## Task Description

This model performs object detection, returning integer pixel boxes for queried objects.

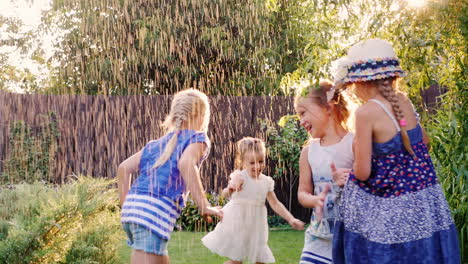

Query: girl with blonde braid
[331,39,460,264]
[118,89,222,264]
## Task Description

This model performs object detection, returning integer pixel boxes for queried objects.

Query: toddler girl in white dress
[202,137,304,264]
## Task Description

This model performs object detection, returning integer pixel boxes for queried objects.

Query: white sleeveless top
[307,133,354,237]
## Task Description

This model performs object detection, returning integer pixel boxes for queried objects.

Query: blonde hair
[153,89,210,168]
[294,79,352,131]
[234,137,266,170]
[374,77,415,156]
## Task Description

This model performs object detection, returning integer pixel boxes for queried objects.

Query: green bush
[0,176,123,264]
[176,192,227,232]
[63,213,122,264]
[267,215,289,229]
[260,115,309,211]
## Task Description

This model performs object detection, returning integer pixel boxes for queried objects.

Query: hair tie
[399,119,407,127]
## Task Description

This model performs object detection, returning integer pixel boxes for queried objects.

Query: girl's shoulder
[307,133,353,151]
[396,92,410,103]
[357,101,382,117]
[355,102,387,127]
[181,130,211,147]
[143,139,161,151]
[306,138,321,149]
[260,174,274,185]
[359,94,412,117]
[180,131,211,161]
[396,93,419,114]
[260,174,275,192]
[230,169,247,180]
[306,139,321,158]
[342,132,354,144]
[143,133,175,149]
[146,139,159,145]
[335,132,354,154]
[143,131,210,152]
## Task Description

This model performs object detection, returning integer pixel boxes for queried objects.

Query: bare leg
[131,249,169,264]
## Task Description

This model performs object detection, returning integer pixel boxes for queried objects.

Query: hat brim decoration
[331,57,352,83]
[343,57,406,83]
[338,39,406,84]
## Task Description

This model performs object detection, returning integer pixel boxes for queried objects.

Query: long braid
[153,89,209,169]
[376,78,415,157]
[152,117,182,169]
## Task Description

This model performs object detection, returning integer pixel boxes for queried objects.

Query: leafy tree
[42,0,300,95]
[0,15,48,93]
[279,0,466,103]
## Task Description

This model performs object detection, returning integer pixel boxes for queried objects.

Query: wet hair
[153,89,210,168]
[234,137,266,170]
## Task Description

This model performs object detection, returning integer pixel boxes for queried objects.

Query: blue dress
[332,99,460,264]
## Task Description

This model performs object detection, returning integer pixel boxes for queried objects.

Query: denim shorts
[122,222,169,255]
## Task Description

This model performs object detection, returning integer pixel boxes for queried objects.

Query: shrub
[268,215,289,229]
[260,115,309,211]
[176,192,227,232]
[0,176,123,264]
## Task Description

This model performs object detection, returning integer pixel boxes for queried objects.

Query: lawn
[118,229,305,264]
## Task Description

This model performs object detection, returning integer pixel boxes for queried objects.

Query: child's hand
[203,206,224,223]
[228,179,244,192]
[331,162,350,188]
[289,218,305,230]
[228,171,244,192]
[314,184,330,222]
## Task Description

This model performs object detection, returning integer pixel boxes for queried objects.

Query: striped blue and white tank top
[121,130,210,240]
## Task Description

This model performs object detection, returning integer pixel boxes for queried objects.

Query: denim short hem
[128,244,169,256]
[123,222,169,256]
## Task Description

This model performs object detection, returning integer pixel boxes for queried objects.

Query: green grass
[118,230,305,263]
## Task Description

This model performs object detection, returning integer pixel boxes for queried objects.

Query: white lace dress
[202,170,276,263]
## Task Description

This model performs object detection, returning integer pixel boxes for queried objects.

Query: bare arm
[353,106,373,181]
[297,145,330,222]
[297,146,320,208]
[221,171,244,198]
[267,191,294,222]
[267,191,304,230]
[117,149,143,206]
[221,187,232,199]
[178,142,219,216]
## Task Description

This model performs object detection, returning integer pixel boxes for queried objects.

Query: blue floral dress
[333,99,460,264]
